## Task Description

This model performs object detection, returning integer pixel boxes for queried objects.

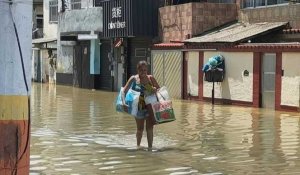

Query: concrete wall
[59,7,103,33]
[187,51,199,96]
[159,2,237,42]
[81,0,94,8]
[43,0,58,38]
[281,53,300,107]
[239,4,300,28]
[203,52,253,102]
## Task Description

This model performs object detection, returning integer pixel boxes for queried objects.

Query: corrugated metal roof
[184,22,288,43]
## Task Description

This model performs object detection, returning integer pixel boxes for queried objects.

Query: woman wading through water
[121,60,160,150]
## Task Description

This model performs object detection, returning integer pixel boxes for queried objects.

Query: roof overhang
[184,22,289,44]
[32,37,57,49]
[32,37,57,44]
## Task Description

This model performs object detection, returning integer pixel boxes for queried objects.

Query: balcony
[59,7,103,34]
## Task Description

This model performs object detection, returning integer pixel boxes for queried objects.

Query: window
[49,0,58,22]
[241,0,289,8]
[71,0,81,9]
[36,15,43,28]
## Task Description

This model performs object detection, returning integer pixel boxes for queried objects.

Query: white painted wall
[57,45,74,74]
[81,0,94,8]
[187,52,199,96]
[203,52,253,102]
[281,53,300,107]
[43,0,58,38]
[0,2,32,95]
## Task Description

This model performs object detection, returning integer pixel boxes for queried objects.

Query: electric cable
[8,2,31,174]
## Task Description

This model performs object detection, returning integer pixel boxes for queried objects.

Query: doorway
[261,53,276,109]
[74,43,90,88]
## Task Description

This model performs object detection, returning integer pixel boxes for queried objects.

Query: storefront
[57,6,103,89]
[100,0,160,91]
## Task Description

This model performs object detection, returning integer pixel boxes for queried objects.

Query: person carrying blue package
[121,60,160,150]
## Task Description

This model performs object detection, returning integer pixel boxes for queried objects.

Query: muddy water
[30,83,300,175]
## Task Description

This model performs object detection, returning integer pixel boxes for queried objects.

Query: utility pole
[0,0,32,174]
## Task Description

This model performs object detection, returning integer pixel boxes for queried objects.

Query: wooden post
[0,1,32,174]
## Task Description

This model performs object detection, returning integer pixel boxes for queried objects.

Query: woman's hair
[137,60,148,69]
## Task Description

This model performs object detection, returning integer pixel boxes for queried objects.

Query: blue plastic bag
[115,88,140,117]
[125,89,140,116]
[116,87,124,112]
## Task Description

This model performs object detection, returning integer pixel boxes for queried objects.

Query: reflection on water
[30,83,300,175]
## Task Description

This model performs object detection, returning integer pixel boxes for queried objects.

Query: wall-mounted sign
[78,34,98,40]
[108,6,126,30]
[102,0,130,37]
[102,0,158,38]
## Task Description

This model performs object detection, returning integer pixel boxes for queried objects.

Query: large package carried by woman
[145,86,175,124]
[116,88,140,116]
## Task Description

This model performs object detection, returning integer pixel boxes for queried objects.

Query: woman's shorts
[145,94,157,105]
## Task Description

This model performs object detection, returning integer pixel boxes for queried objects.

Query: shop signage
[78,34,98,40]
[108,6,126,30]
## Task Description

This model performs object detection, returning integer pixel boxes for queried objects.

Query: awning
[184,22,288,43]
[32,37,57,44]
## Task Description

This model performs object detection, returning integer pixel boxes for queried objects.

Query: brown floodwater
[30,83,300,175]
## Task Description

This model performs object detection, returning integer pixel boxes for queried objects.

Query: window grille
[241,0,290,9]
[71,0,81,9]
[49,0,58,22]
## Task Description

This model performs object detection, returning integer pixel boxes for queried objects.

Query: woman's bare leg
[135,118,144,147]
[146,104,155,149]
[146,118,153,149]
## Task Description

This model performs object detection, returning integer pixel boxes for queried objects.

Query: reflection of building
[153,1,300,111]
[32,0,58,83]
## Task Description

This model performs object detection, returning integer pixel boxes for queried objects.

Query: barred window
[241,0,289,8]
[49,0,58,23]
[71,0,81,9]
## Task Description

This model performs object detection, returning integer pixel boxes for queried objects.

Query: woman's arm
[149,75,160,89]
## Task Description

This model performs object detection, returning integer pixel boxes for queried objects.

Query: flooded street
[30,83,300,175]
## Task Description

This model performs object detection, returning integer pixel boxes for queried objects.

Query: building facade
[32,0,58,83]
[153,1,300,112]
[57,0,103,89]
[100,0,161,91]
